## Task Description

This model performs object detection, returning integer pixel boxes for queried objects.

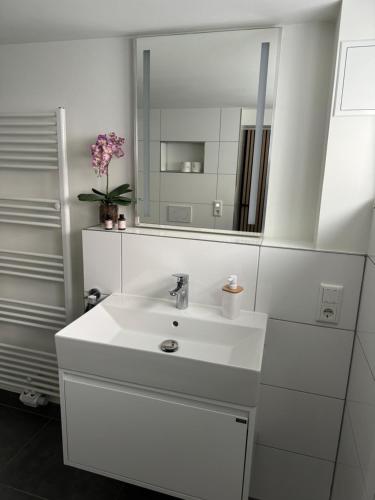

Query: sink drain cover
[160,339,179,353]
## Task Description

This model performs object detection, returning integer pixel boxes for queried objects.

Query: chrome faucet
[169,273,189,309]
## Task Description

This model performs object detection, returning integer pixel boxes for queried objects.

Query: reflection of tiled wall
[137,108,241,229]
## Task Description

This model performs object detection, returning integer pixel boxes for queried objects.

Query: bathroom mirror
[135,28,279,234]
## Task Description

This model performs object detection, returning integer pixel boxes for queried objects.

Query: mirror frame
[132,27,281,238]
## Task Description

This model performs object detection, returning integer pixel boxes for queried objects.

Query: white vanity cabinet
[60,372,255,500]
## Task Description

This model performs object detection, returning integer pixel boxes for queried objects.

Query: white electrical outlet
[213,200,223,217]
[317,283,343,324]
[319,304,338,323]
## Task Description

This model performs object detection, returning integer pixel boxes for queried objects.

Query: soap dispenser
[222,274,244,319]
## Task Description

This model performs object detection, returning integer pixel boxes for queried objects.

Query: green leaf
[111,196,132,206]
[78,193,105,202]
[108,183,132,197]
[92,188,106,196]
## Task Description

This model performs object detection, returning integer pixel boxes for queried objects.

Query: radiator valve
[19,390,48,408]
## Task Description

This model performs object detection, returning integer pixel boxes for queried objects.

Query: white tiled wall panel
[214,205,234,230]
[346,341,375,497]
[261,319,354,398]
[217,174,237,205]
[160,173,217,204]
[122,233,259,309]
[218,142,240,174]
[332,255,375,500]
[161,108,221,142]
[332,410,366,500]
[81,229,368,500]
[220,108,241,141]
[257,385,343,460]
[250,445,334,500]
[357,258,375,377]
[203,142,219,174]
[82,230,122,294]
[331,461,366,500]
[256,247,364,330]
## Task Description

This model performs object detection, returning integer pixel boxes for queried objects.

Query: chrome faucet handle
[172,273,189,283]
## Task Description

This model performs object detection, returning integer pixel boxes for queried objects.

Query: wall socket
[317,283,343,324]
[213,200,223,217]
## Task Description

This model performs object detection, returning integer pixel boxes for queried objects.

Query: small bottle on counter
[222,274,244,320]
[104,217,113,230]
[118,214,127,230]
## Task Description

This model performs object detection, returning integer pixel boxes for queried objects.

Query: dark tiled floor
[0,389,176,500]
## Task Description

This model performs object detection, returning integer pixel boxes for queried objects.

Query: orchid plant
[78,132,133,207]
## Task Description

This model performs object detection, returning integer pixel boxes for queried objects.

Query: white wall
[0,37,134,331]
[264,22,335,243]
[316,0,375,253]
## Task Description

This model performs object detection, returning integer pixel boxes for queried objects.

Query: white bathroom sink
[55,294,267,406]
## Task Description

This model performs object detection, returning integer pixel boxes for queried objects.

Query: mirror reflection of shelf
[160,141,204,173]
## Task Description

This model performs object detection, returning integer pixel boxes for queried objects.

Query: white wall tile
[161,108,220,142]
[256,246,364,330]
[256,385,343,460]
[159,202,214,229]
[250,444,334,500]
[346,340,375,498]
[220,108,241,141]
[82,230,122,294]
[217,174,237,205]
[214,205,234,230]
[261,319,353,398]
[357,258,375,377]
[218,142,239,174]
[336,410,361,469]
[160,172,217,204]
[331,462,366,500]
[347,340,375,404]
[203,142,219,174]
[122,233,259,309]
[137,108,161,141]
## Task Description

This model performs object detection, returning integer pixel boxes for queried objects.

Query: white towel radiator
[0,108,72,399]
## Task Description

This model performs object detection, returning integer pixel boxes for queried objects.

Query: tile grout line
[256,442,335,464]
[328,255,367,500]
[2,418,52,469]
[0,400,59,421]
[260,382,346,401]
[345,407,367,488]
[268,315,356,333]
[0,482,48,500]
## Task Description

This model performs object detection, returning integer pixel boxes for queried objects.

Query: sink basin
[55,294,267,406]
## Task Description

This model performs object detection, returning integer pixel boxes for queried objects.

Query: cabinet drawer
[63,374,249,500]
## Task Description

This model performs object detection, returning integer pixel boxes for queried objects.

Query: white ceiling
[0,0,339,45]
